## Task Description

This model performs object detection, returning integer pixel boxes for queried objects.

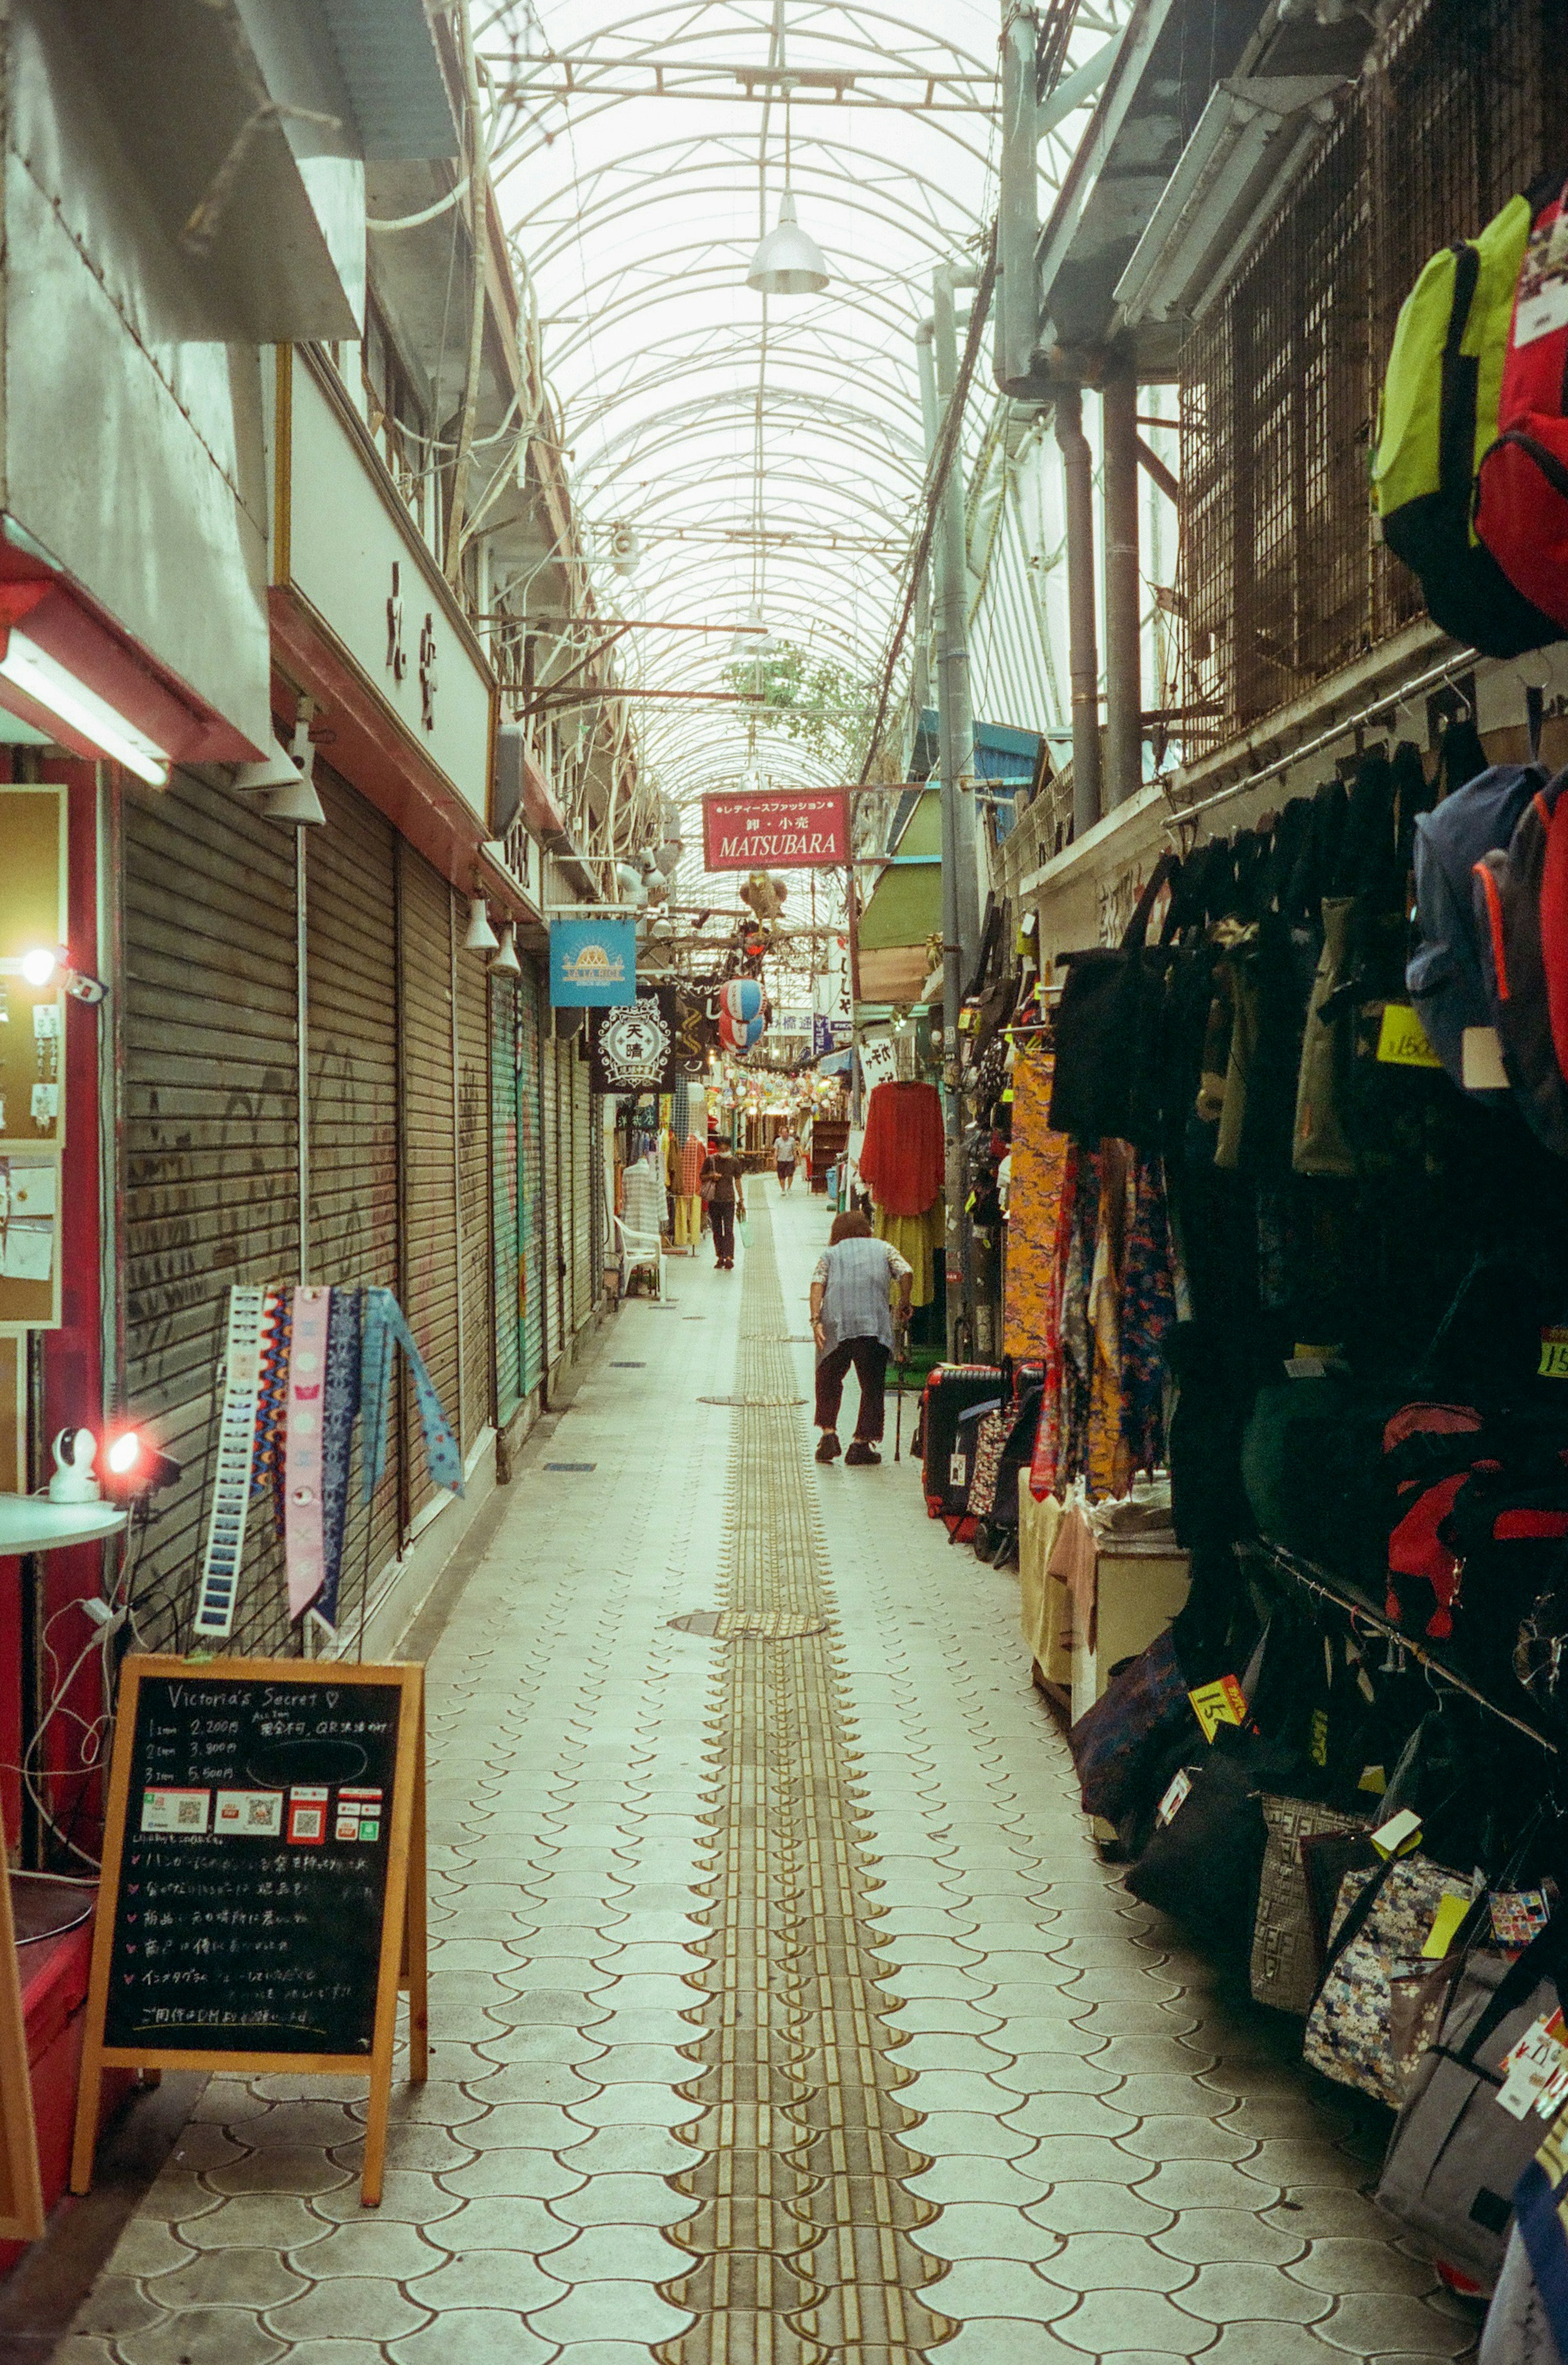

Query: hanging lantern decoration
[722,979,764,1025]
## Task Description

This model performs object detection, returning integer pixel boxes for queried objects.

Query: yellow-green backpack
[1373,192,1561,658]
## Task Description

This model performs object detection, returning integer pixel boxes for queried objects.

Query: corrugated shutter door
[542,1033,562,1370]
[491,974,521,1428]
[306,765,401,1626]
[571,1050,591,1335]
[122,767,298,1658]
[398,844,459,1520]
[518,960,545,1395]
[453,901,491,1453]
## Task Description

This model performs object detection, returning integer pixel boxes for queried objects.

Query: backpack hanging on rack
[1408,758,1544,1101]
[1475,182,1568,630]
[1373,190,1562,658]
[1473,761,1568,1159]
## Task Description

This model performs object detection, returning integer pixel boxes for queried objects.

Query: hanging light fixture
[490,921,522,977]
[748,189,829,295]
[463,894,499,953]
[746,42,829,296]
[728,607,777,662]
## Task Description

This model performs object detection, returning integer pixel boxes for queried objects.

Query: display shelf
[0,1496,127,1554]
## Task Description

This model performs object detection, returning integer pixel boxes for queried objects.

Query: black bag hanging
[1049,852,1180,1145]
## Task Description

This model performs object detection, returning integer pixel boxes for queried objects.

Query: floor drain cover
[544,1462,597,1472]
[610,1361,646,1368]
[696,1395,808,1408]
[668,1610,829,1640]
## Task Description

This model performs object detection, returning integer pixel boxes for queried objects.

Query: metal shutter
[588,1077,605,1311]
[518,958,546,1395]
[397,843,459,1521]
[490,974,521,1428]
[542,1033,563,1371]
[454,899,491,1453]
[305,763,401,1625]
[570,1048,591,1335]
[122,766,298,1658]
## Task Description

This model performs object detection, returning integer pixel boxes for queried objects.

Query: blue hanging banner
[549,916,637,1006]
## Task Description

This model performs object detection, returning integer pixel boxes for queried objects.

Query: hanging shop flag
[589,987,679,1095]
[549,915,637,1006]
[672,981,720,1076]
[813,1015,853,1056]
[702,788,850,871]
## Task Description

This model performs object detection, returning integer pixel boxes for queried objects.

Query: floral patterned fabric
[1003,1047,1069,1360]
[1119,1154,1178,1474]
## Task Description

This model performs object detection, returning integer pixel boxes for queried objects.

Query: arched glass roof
[479,0,1129,898]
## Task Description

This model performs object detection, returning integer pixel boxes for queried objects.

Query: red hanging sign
[702,788,850,871]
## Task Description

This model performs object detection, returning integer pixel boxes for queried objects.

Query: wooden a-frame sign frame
[0,1861,45,2240]
[70,1658,428,2209]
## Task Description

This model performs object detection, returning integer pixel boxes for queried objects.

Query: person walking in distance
[702,1143,746,1270]
[811,1210,912,1466]
[774,1125,798,1194]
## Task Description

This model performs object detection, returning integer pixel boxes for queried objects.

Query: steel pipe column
[1055,385,1101,837]
[1102,364,1143,810]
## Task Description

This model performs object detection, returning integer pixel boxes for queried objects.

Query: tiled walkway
[58,1190,1480,2364]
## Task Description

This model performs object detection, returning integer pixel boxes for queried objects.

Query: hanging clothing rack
[1241,1538,1558,1756]
[1161,646,1481,840]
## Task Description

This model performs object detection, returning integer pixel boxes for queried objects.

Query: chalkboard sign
[71,1659,426,2207]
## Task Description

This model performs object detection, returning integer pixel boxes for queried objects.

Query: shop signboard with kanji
[702,789,849,871]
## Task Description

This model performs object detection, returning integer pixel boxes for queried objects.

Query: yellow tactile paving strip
[657,1204,958,2363]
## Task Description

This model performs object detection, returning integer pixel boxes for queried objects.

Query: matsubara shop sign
[702,788,850,871]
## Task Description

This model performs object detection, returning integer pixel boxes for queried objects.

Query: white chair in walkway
[614,1213,664,1301]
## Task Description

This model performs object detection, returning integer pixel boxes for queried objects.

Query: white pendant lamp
[463,894,499,953]
[490,921,522,977]
[746,191,829,296]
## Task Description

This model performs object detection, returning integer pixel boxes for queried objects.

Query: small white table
[0,1496,127,1554]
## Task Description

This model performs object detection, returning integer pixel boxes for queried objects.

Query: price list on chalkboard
[104,1673,403,2055]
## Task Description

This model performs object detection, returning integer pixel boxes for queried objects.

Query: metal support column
[924,265,983,1355]
[1102,364,1143,810]
[996,8,1040,394]
[1056,385,1102,836]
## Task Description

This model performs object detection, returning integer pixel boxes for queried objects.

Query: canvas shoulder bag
[1377,1911,1568,2285]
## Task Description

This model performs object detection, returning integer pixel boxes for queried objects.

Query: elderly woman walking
[810,1210,913,1467]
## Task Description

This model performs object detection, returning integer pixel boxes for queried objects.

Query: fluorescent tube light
[0,628,170,784]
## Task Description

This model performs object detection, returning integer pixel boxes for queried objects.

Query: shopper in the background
[702,1144,746,1269]
[775,1126,798,1193]
[811,1210,912,1466]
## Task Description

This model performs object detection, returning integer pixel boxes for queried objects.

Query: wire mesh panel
[1179,0,1565,758]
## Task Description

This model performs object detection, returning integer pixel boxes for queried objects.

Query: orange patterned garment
[1003,1047,1069,1360]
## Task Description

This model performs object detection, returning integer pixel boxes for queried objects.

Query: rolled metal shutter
[454,900,491,1453]
[397,844,460,1520]
[490,974,521,1428]
[570,1048,591,1335]
[518,959,546,1394]
[305,764,401,1624]
[122,766,298,1658]
[542,1033,563,1370]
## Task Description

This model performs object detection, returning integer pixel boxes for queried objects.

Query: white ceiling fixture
[748,188,829,296]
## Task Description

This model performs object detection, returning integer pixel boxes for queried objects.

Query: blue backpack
[1407,762,1544,1098]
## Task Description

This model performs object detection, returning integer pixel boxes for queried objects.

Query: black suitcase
[915,1364,1002,1520]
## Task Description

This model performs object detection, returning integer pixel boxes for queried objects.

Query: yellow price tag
[1188,1676,1248,1743]
[1541,1328,1568,1381]
[1422,1892,1472,1960]
[1376,1004,1443,1069]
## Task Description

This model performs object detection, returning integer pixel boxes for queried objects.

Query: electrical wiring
[10,1501,148,1872]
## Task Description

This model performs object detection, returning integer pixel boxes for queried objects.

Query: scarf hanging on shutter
[359,1286,465,1507]
[253,1286,292,1522]
[312,1285,363,1631]
[285,1286,332,1620]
